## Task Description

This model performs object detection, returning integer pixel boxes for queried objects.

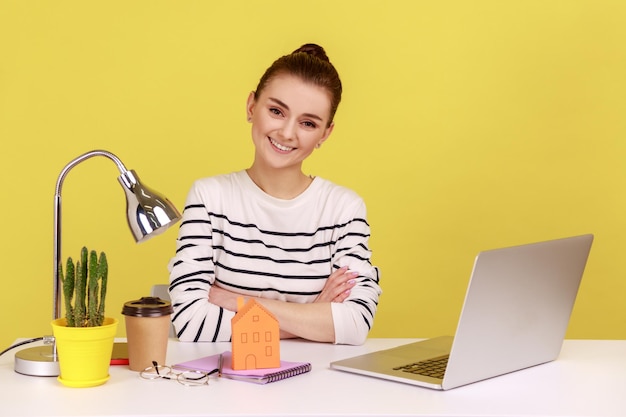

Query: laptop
[330,234,594,390]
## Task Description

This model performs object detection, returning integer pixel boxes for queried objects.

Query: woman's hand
[208,284,239,311]
[314,266,358,303]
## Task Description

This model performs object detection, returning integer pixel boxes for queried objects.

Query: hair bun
[292,43,330,63]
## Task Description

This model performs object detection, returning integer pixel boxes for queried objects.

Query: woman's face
[247,74,334,171]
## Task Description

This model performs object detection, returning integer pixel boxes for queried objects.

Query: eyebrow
[268,97,324,122]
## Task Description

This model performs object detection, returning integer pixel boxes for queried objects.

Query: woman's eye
[269,108,282,116]
[302,121,317,129]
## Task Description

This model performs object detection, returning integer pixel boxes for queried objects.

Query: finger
[331,276,358,302]
[329,272,357,295]
[315,268,358,303]
[327,266,349,281]
[333,286,354,303]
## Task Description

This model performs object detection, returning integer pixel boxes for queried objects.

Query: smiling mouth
[269,137,294,152]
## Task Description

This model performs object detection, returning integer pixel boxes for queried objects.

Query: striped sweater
[168,170,381,345]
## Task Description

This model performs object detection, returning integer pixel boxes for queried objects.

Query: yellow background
[1,1,625,351]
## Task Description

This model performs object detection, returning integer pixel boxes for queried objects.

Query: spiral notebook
[174,351,311,384]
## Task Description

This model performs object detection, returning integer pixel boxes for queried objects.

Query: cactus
[97,252,108,326]
[59,247,108,327]
[74,253,86,326]
[60,258,76,327]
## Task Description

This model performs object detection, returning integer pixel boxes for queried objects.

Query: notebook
[174,351,311,384]
[330,234,593,390]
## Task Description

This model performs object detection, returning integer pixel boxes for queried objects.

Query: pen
[217,353,223,377]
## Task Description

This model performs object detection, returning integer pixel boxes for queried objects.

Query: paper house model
[231,297,280,370]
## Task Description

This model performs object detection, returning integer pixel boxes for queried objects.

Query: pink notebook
[174,351,311,384]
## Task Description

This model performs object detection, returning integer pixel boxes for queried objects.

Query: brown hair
[254,43,342,126]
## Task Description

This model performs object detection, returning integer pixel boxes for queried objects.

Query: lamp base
[14,345,60,377]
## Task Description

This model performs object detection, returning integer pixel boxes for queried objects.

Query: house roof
[232,298,278,326]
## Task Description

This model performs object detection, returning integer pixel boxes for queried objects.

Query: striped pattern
[168,171,381,345]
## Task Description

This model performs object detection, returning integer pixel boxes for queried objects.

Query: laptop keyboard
[393,355,449,379]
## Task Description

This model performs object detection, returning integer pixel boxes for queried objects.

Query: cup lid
[122,296,174,317]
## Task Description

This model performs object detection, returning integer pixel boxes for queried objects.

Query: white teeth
[269,138,293,152]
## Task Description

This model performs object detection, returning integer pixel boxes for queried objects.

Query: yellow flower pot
[51,317,118,388]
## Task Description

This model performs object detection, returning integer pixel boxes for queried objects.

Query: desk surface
[1,338,625,417]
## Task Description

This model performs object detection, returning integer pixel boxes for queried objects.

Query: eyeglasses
[140,360,220,387]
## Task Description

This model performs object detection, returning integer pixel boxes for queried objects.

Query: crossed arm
[208,266,359,343]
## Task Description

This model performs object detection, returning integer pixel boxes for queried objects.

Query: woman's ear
[317,122,335,147]
[246,91,256,122]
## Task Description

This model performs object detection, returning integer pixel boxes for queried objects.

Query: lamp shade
[118,169,181,242]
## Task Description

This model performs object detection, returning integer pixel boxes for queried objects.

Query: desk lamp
[14,150,182,377]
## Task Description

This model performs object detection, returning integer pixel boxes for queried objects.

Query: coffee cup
[122,296,174,371]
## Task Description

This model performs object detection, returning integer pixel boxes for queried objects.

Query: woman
[168,43,381,345]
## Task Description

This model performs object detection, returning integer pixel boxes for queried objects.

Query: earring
[247,116,252,122]
[315,143,322,149]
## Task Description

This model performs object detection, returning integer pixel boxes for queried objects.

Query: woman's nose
[278,119,297,140]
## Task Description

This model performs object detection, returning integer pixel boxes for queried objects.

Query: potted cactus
[60,247,108,327]
[51,246,118,388]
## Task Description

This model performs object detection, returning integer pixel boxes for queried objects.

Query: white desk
[1,338,625,417]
